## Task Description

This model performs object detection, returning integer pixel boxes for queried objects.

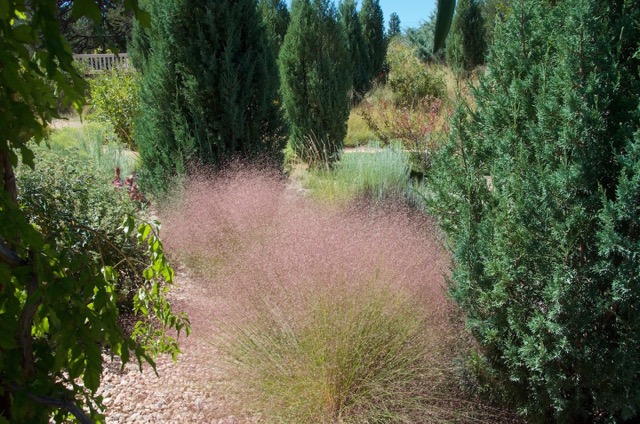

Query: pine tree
[258,0,290,55]
[388,12,401,39]
[339,0,370,98]
[446,0,486,73]
[279,0,351,165]
[429,0,640,421]
[359,0,385,81]
[131,0,286,192]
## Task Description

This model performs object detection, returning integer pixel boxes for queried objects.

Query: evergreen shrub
[340,0,370,99]
[131,0,286,193]
[359,0,386,82]
[279,0,351,166]
[446,0,486,74]
[429,0,640,421]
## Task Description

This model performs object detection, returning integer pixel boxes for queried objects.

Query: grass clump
[222,281,434,423]
[344,107,377,147]
[302,143,411,205]
[161,168,519,423]
[46,122,139,178]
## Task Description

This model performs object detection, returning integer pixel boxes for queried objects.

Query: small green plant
[89,67,140,148]
[303,143,411,205]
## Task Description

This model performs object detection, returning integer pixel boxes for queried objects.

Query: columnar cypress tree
[339,0,370,98]
[446,0,486,73]
[429,0,640,421]
[131,0,286,193]
[387,12,401,39]
[279,0,351,165]
[258,0,290,55]
[130,0,190,191]
[359,0,385,81]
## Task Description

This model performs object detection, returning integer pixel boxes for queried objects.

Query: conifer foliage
[258,0,291,55]
[429,0,640,421]
[132,0,286,192]
[446,0,486,73]
[359,0,386,82]
[339,0,370,98]
[279,0,351,165]
[388,12,401,39]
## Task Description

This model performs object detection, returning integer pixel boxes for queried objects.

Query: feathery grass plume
[160,165,520,423]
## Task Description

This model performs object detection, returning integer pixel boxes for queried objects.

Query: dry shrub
[160,166,517,423]
[360,96,447,172]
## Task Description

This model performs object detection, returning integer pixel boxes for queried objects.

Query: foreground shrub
[161,167,518,423]
[429,0,640,421]
[89,67,140,148]
[8,140,188,422]
[17,142,144,306]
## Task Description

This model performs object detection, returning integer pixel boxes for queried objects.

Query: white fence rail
[73,53,130,73]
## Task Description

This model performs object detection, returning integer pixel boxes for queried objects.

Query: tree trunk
[0,148,17,203]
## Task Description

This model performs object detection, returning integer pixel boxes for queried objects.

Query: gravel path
[99,271,259,424]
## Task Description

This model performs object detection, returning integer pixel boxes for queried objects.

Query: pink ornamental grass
[159,165,512,422]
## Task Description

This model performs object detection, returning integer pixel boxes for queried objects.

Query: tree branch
[0,236,24,267]
[7,384,94,424]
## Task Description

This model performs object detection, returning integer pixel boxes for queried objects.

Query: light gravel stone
[101,273,260,423]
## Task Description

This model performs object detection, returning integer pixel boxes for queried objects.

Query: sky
[378,0,437,30]
[283,1,438,32]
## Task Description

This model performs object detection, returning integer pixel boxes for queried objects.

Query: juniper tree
[279,0,351,165]
[446,0,486,73]
[359,0,386,81]
[131,0,286,193]
[387,12,401,39]
[339,0,370,98]
[258,0,291,55]
[429,0,640,421]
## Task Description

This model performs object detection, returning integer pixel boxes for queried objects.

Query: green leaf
[433,0,456,54]
[21,146,35,168]
[84,359,100,392]
[0,331,18,349]
[72,0,102,23]
[143,267,154,280]
[0,0,9,19]
[11,24,35,43]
